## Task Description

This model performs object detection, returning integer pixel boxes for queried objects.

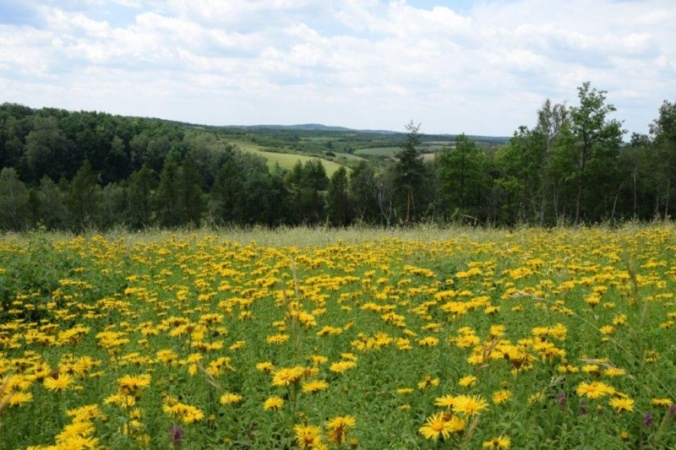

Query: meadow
[231,141,347,176]
[1,224,675,449]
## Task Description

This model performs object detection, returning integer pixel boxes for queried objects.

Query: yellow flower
[329,361,356,373]
[417,336,439,347]
[117,374,151,394]
[263,396,284,411]
[163,397,204,424]
[489,325,506,337]
[651,398,673,407]
[302,379,329,393]
[7,392,33,407]
[307,355,329,365]
[492,390,511,405]
[419,412,464,441]
[458,375,477,387]
[294,424,323,449]
[609,396,634,413]
[483,436,511,448]
[219,392,243,405]
[603,367,626,377]
[434,395,455,409]
[453,395,489,416]
[56,421,95,442]
[104,392,136,408]
[576,381,615,399]
[418,375,440,390]
[44,374,76,392]
[156,349,178,365]
[272,366,306,386]
[67,404,102,422]
[256,362,275,373]
[326,416,356,445]
[267,334,290,344]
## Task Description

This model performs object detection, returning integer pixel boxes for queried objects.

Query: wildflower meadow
[1,224,675,449]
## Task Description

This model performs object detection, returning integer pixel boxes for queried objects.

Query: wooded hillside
[0,82,674,231]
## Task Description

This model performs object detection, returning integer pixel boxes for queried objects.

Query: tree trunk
[632,167,637,220]
[665,179,670,219]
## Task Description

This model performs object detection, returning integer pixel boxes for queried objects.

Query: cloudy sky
[1,0,674,136]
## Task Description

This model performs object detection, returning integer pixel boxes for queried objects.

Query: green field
[1,224,676,448]
[356,144,450,158]
[231,141,347,176]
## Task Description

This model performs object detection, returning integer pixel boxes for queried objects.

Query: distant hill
[234,124,354,132]
[213,123,510,143]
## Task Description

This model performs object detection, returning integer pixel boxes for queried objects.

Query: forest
[0,81,674,232]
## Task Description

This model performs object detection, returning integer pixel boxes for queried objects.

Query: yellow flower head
[419,412,465,441]
[492,390,511,405]
[609,396,634,413]
[434,395,455,409]
[458,375,477,387]
[263,396,284,411]
[117,374,151,394]
[294,424,323,449]
[302,379,329,393]
[256,362,275,373]
[44,374,76,392]
[483,436,511,449]
[453,395,489,416]
[272,366,305,386]
[329,361,356,374]
[418,375,440,390]
[326,416,356,445]
[219,392,243,405]
[576,381,615,399]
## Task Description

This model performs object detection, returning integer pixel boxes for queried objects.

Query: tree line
[0,82,674,232]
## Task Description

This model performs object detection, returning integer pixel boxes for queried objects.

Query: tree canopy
[0,83,673,231]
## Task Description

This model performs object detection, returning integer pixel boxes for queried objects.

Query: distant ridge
[231,123,398,133]
[221,123,510,142]
[1,102,510,142]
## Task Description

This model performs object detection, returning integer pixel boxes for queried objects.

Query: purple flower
[643,412,654,428]
[556,392,567,411]
[669,404,676,417]
[170,425,184,449]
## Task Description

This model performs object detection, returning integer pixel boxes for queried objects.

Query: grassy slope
[231,141,347,176]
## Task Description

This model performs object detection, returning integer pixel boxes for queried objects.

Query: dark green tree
[437,134,490,222]
[617,133,653,220]
[155,158,181,227]
[649,100,676,218]
[104,135,130,184]
[210,157,244,225]
[349,161,380,224]
[286,160,328,225]
[0,167,29,230]
[68,160,100,232]
[24,116,74,183]
[99,182,127,230]
[376,163,397,227]
[36,176,68,230]
[395,122,425,223]
[179,157,205,226]
[128,163,156,229]
[327,166,352,226]
[569,82,625,223]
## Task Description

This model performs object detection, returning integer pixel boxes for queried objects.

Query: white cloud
[0,0,674,135]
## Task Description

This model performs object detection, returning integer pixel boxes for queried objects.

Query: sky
[0,0,674,137]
